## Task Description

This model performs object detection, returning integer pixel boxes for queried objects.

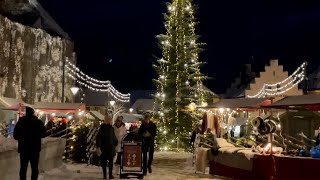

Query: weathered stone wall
[0,15,75,104]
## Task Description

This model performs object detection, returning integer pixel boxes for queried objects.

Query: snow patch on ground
[39,151,231,180]
[0,137,17,152]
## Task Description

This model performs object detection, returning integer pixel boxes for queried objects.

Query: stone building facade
[245,59,303,99]
[0,14,75,104]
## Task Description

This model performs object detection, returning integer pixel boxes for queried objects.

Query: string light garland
[65,59,130,102]
[247,62,307,98]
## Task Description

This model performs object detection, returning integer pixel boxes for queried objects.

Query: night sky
[38,0,320,94]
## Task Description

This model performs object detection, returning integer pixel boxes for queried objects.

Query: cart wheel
[138,175,144,179]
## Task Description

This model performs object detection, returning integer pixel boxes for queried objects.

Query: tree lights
[153,0,208,151]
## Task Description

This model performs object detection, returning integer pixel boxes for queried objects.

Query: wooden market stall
[207,95,320,180]
[197,98,273,178]
[260,94,320,180]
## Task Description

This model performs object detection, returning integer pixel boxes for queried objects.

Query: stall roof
[0,97,32,110]
[89,111,105,121]
[33,102,85,112]
[263,94,320,110]
[206,98,271,109]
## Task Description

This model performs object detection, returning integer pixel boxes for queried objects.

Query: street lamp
[109,100,116,123]
[109,100,116,106]
[70,87,79,103]
[129,108,133,113]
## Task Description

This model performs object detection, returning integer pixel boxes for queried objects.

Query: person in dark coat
[190,127,201,146]
[96,116,118,179]
[138,114,157,175]
[14,106,46,180]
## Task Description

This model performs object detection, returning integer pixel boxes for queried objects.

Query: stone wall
[0,15,75,104]
[0,137,66,180]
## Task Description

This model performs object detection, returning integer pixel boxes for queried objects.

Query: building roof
[89,111,105,121]
[0,0,69,39]
[207,98,271,109]
[264,94,320,110]
[224,64,255,98]
[33,102,85,112]
[131,99,159,113]
[190,84,219,97]
[129,90,155,106]
[308,66,320,90]
[0,96,32,110]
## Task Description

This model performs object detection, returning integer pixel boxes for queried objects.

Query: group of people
[12,106,157,180]
[45,117,69,137]
[95,113,157,179]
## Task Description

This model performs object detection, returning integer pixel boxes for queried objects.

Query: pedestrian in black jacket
[138,114,157,175]
[96,116,118,179]
[14,106,46,180]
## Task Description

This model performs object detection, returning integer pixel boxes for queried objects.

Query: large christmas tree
[153,0,208,151]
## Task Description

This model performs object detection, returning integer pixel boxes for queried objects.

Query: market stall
[207,95,320,179]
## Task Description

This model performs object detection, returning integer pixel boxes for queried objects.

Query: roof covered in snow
[0,96,32,109]
[33,102,85,112]
[207,98,271,109]
[131,99,159,113]
[89,111,104,121]
[264,94,320,110]
[0,0,69,39]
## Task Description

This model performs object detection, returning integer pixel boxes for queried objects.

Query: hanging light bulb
[185,81,190,85]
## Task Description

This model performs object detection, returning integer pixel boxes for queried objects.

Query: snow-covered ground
[39,151,231,180]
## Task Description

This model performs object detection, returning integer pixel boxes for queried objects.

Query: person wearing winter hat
[14,106,46,180]
[96,116,118,179]
[113,116,127,165]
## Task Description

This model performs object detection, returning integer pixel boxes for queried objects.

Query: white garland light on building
[247,62,307,98]
[65,59,130,102]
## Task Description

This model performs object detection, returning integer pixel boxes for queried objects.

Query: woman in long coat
[113,116,127,164]
[96,116,118,179]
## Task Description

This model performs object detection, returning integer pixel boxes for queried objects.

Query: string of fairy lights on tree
[65,58,130,102]
[247,62,307,98]
[153,0,208,151]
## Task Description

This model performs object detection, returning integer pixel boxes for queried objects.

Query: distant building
[224,64,255,98]
[131,99,159,114]
[0,0,74,104]
[245,59,303,98]
[307,66,320,94]
[129,90,156,106]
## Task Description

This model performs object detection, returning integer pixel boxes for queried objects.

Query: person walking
[13,106,46,180]
[113,116,127,165]
[96,116,118,179]
[138,114,157,175]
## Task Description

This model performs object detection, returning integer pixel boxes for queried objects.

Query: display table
[210,153,320,180]
[0,137,66,180]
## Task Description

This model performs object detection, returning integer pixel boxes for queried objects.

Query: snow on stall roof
[33,102,84,110]
[89,111,105,121]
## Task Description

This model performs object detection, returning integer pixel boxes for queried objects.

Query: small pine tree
[153,0,208,151]
[69,125,90,162]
